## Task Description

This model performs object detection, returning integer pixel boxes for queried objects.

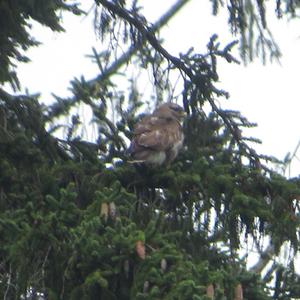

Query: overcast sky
[15,0,300,177]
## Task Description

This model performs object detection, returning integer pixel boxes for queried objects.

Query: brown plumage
[128,103,186,165]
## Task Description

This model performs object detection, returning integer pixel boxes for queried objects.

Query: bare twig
[4,263,13,300]
[41,246,52,293]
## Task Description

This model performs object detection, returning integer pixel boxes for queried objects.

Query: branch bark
[97,0,194,78]
[48,0,191,118]
[91,0,192,83]
[250,243,275,274]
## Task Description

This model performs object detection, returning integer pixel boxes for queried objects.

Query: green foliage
[0,90,280,299]
[210,0,299,63]
[0,0,82,89]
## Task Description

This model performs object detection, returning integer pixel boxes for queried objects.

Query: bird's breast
[173,131,184,150]
[145,151,167,165]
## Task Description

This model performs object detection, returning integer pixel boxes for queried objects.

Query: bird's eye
[169,105,182,112]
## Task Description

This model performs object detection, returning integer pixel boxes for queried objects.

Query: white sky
[16,0,300,177]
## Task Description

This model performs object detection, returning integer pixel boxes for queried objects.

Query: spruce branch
[96,0,196,79]
[0,88,70,161]
[96,0,266,168]
[48,0,191,119]
[91,0,191,83]
[250,243,275,274]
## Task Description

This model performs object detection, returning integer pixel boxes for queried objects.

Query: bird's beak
[180,111,187,117]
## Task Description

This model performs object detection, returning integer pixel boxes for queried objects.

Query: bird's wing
[133,116,167,134]
[133,116,180,151]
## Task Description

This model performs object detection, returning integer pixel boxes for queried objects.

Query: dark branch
[48,0,191,118]
[96,0,267,168]
[91,0,192,83]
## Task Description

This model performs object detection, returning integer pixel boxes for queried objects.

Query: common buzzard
[128,103,186,165]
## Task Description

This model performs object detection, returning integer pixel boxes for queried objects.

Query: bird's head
[153,103,186,121]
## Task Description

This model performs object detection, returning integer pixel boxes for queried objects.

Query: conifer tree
[1,1,300,299]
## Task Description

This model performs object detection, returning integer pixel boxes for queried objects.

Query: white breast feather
[146,151,166,165]
[171,133,184,157]
[155,130,161,138]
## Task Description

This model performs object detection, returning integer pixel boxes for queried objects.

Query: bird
[127,102,186,166]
